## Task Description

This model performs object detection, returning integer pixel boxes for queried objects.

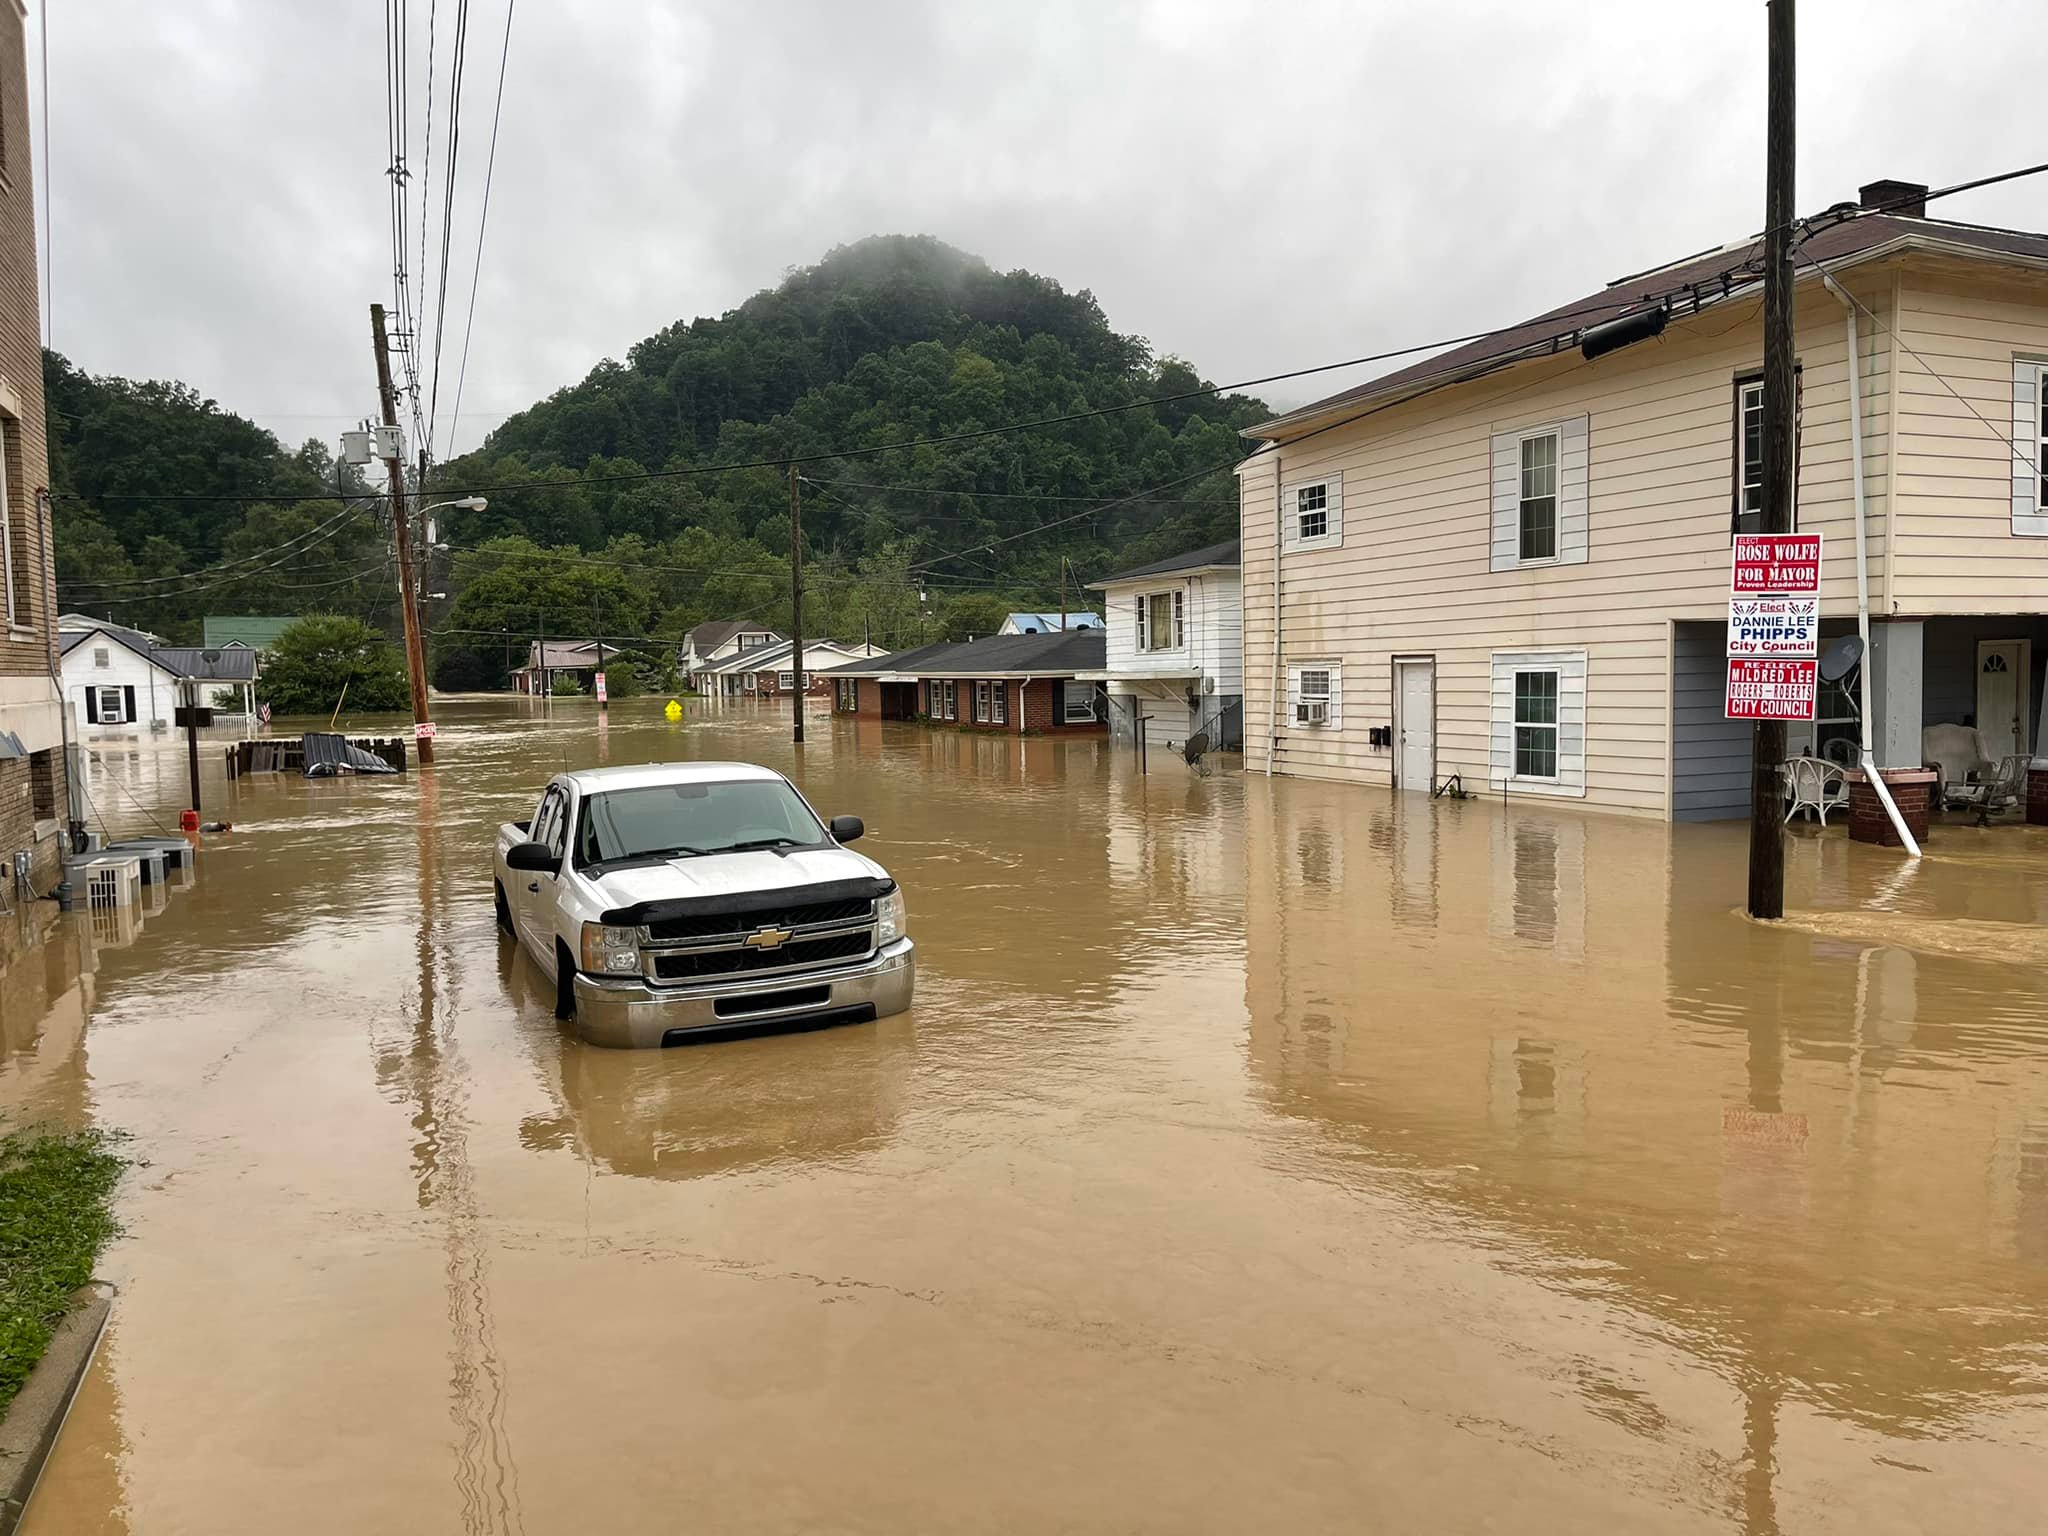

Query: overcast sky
[31,0,2048,461]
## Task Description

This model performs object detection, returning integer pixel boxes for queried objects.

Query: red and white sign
[1725,658,1816,720]
[1726,594,1819,658]
[1732,532,1822,595]
[594,671,609,703]
[415,720,438,740]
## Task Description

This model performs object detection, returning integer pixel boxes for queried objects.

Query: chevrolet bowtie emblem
[744,926,794,950]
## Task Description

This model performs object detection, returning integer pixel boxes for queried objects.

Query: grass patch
[0,1125,126,1418]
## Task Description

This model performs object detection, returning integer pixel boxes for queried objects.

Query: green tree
[262,615,410,716]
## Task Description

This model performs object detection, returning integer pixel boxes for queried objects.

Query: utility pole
[1059,556,1068,632]
[183,679,202,817]
[370,303,436,766]
[594,599,608,710]
[536,606,547,699]
[1747,0,1795,919]
[789,464,805,744]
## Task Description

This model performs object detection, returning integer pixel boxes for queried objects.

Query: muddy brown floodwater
[4,695,2047,1533]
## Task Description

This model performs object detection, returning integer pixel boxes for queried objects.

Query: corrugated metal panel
[302,733,400,777]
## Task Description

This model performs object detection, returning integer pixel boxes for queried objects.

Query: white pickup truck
[493,761,913,1047]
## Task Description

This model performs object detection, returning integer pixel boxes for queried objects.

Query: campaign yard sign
[1726,658,1817,720]
[1726,594,1819,658]
[1731,532,1821,595]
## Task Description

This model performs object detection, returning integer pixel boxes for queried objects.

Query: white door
[1976,639,2030,760]
[1395,659,1435,792]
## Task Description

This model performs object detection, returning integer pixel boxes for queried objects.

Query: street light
[418,496,485,549]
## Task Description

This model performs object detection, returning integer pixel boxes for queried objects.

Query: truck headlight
[876,889,906,944]
[580,922,642,975]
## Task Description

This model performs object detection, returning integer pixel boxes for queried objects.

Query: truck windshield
[575,779,827,867]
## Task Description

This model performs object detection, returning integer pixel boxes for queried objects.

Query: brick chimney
[1859,178,1928,217]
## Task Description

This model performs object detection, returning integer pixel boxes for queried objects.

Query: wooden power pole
[1747,0,1795,919]
[370,303,435,765]
[789,465,805,744]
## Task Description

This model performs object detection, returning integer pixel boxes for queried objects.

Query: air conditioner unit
[1294,698,1329,726]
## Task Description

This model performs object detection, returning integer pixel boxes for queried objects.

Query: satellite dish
[1818,635,1864,682]
[201,649,222,664]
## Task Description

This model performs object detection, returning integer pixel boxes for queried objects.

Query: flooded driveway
[6,697,2046,1533]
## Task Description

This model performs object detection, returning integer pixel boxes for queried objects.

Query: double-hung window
[1733,369,1802,536]
[777,670,795,689]
[1139,589,1184,652]
[96,685,126,724]
[1063,684,1098,724]
[944,680,958,720]
[974,681,991,722]
[1512,670,1559,780]
[0,416,23,630]
[1281,475,1342,552]
[991,683,1007,725]
[1518,432,1559,562]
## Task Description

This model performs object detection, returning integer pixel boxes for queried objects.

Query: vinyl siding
[1242,267,1900,817]
[1889,261,2048,611]
[1098,570,1242,696]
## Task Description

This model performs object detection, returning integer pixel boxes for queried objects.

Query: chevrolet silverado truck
[493,762,913,1047]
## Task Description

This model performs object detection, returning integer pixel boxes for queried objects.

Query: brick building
[825,630,1109,736]
[0,0,68,895]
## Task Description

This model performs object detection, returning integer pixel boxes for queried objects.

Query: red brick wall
[1022,679,1106,735]
[0,1,52,681]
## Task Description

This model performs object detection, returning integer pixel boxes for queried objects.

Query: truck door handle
[526,882,540,893]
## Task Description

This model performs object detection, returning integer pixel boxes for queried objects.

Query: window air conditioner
[1294,698,1329,726]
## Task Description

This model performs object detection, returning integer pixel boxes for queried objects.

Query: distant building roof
[1090,538,1242,588]
[515,640,608,672]
[704,638,879,673]
[150,646,261,682]
[825,628,1106,679]
[202,615,298,651]
[998,611,1104,635]
[685,620,785,653]
[60,612,164,644]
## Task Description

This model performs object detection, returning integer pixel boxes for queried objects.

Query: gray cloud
[32,0,2048,460]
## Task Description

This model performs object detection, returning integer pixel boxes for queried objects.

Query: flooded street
[5,696,2047,1533]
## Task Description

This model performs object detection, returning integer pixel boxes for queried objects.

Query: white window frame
[2014,358,2048,537]
[1511,668,1561,782]
[1489,649,1587,798]
[1286,662,1340,730]
[1062,683,1098,724]
[992,681,1007,725]
[1517,429,1560,565]
[1733,368,1803,537]
[1281,474,1342,553]
[96,685,127,724]
[1138,588,1187,652]
[777,670,795,689]
[93,646,111,668]
[974,680,992,722]
[0,424,19,631]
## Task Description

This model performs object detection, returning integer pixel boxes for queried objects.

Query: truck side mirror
[506,840,558,872]
[829,815,864,844]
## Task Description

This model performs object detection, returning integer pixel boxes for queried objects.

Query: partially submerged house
[1240,177,2048,818]
[1079,538,1243,752]
[680,620,785,694]
[511,640,633,696]
[825,629,1109,733]
[59,621,260,734]
[701,638,887,696]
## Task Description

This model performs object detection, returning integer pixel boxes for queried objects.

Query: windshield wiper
[710,836,809,856]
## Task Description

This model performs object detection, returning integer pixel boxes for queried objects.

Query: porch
[1670,615,2048,823]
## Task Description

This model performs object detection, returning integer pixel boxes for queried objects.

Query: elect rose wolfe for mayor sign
[1725,533,1821,720]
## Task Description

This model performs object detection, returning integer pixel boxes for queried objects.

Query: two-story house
[0,1,67,891]
[680,620,785,695]
[1077,538,1243,752]
[1241,178,2048,819]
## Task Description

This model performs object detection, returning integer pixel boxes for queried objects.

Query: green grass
[0,1126,126,1418]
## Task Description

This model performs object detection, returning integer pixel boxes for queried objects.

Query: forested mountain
[50,236,1271,679]
[47,352,383,643]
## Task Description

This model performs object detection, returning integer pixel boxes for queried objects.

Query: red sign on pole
[1731,532,1822,594]
[1726,658,1817,720]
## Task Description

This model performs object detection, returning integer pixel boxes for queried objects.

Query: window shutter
[1173,589,1185,647]
[123,685,137,722]
[2013,360,2046,536]
[1052,679,1066,719]
[1489,430,1520,571]
[84,687,99,724]
[1558,415,1591,564]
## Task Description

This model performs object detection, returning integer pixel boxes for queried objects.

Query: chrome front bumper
[570,938,915,1048]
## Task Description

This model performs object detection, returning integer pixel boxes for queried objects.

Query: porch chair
[1783,755,1849,826]
[1947,752,2031,825]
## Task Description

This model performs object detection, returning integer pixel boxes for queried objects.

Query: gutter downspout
[1827,273,1920,857]
[1266,451,1282,775]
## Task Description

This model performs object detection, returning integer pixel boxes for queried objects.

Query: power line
[59,501,377,594]
[424,0,473,465]
[800,475,1229,507]
[445,0,517,459]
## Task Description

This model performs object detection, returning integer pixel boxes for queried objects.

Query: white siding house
[1241,178,2048,817]
[58,624,181,737]
[1080,538,1243,751]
